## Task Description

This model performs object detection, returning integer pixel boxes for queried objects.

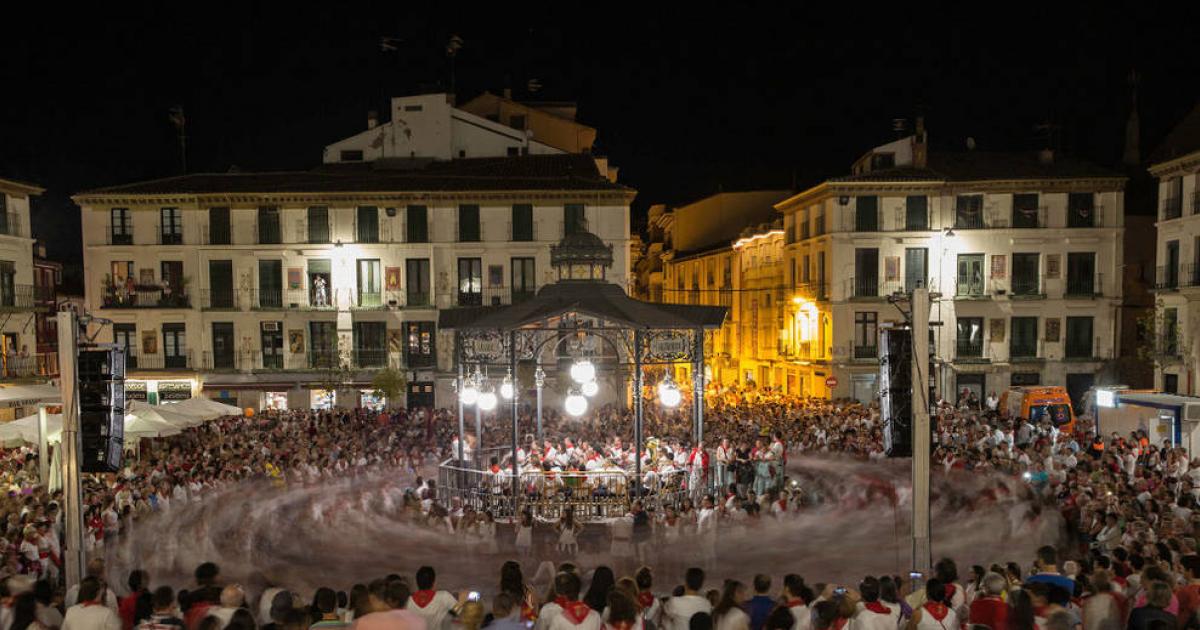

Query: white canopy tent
[163,396,241,420]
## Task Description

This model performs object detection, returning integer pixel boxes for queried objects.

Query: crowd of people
[0,382,1197,630]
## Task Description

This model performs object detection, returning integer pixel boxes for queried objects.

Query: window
[853,248,879,297]
[406,259,430,306]
[260,322,283,369]
[1011,253,1040,296]
[512,257,536,303]
[258,206,281,244]
[208,207,230,245]
[1067,252,1096,296]
[564,204,586,235]
[507,147,520,157]
[1165,177,1183,219]
[800,210,811,239]
[458,204,480,242]
[306,259,332,307]
[404,104,423,112]
[211,322,235,369]
[405,321,436,367]
[1164,307,1179,356]
[1165,240,1180,288]
[307,206,329,243]
[340,150,364,161]
[1012,193,1040,228]
[853,312,877,358]
[1010,317,1038,359]
[0,261,14,308]
[815,207,826,235]
[512,204,534,241]
[956,317,984,358]
[406,205,428,243]
[457,258,482,306]
[160,207,182,244]
[802,256,810,283]
[816,252,826,297]
[955,195,984,229]
[353,322,387,368]
[161,261,183,305]
[1068,193,1096,228]
[956,254,985,296]
[110,208,132,245]
[357,206,379,243]
[1065,316,1093,358]
[162,323,187,368]
[309,321,337,368]
[114,323,137,369]
[904,248,928,293]
[871,153,895,169]
[258,260,282,308]
[1011,372,1041,386]
[208,260,234,309]
[905,196,928,231]
[357,259,381,307]
[855,196,879,232]
[1164,373,1179,394]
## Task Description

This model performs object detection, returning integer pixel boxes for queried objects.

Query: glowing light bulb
[659,385,682,408]
[564,392,588,416]
[570,359,596,384]
[460,382,479,406]
[478,390,498,411]
[500,375,514,400]
[581,380,599,397]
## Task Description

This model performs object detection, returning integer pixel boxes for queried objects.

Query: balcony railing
[455,286,535,307]
[1155,266,1180,290]
[1010,342,1040,361]
[1184,264,1200,288]
[257,221,283,245]
[134,352,193,370]
[156,225,184,245]
[34,284,55,304]
[853,345,878,359]
[309,350,339,369]
[99,283,190,309]
[955,340,984,360]
[407,291,432,307]
[1065,273,1103,297]
[283,288,339,310]
[0,213,27,238]
[1163,196,1183,220]
[199,351,241,371]
[250,288,285,309]
[105,225,133,245]
[0,353,59,379]
[507,221,538,242]
[353,348,389,369]
[848,277,902,299]
[1009,276,1042,297]
[1009,207,1047,229]
[0,285,36,310]
[955,278,988,298]
[200,288,238,311]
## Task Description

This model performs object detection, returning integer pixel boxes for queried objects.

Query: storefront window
[311,389,336,410]
[360,391,385,411]
[264,392,288,410]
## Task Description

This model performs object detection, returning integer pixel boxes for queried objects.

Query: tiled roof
[830,152,1122,183]
[75,154,627,197]
[1148,103,1200,166]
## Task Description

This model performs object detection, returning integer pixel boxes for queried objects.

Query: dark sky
[2,3,1198,284]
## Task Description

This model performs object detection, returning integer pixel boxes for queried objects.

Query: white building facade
[0,177,48,397]
[75,96,631,410]
[1149,104,1200,395]
[779,127,1126,406]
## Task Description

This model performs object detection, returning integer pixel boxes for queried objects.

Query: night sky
[2,4,1198,289]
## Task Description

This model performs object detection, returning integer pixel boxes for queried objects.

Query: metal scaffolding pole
[911,288,932,574]
[509,331,520,514]
[634,330,643,498]
[693,330,704,445]
[57,310,85,589]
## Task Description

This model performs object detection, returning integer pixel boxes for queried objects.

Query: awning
[0,383,60,407]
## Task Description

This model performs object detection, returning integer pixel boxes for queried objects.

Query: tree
[1134,306,1183,371]
[371,367,408,409]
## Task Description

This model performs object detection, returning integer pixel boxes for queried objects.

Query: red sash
[560,600,593,625]
[865,602,891,615]
[637,592,655,609]
[410,590,436,608]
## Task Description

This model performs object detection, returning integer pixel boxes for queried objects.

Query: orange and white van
[999,386,1076,434]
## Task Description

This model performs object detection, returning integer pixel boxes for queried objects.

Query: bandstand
[437,230,728,521]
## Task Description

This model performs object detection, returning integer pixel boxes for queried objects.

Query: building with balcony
[777,120,1126,405]
[655,191,793,390]
[1149,103,1200,394]
[0,177,53,385]
[75,120,632,409]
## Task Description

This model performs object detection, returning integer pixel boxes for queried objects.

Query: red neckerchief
[410,590,436,608]
[607,622,635,630]
[560,600,592,625]
[1033,605,1048,618]
[555,596,571,608]
[923,602,949,621]
[832,617,848,630]
[82,601,103,607]
[864,602,891,615]
[637,592,655,609]
[786,599,806,608]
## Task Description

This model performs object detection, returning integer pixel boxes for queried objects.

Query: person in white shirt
[64,559,119,610]
[906,580,957,630]
[780,575,813,630]
[661,568,712,630]
[404,566,458,630]
[206,585,245,627]
[62,577,121,630]
[850,578,898,630]
[539,572,600,630]
[711,581,750,630]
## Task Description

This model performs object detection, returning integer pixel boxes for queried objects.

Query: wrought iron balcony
[134,352,193,370]
[0,353,59,379]
[99,283,190,309]
[955,339,984,360]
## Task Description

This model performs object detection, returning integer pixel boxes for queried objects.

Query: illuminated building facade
[0,177,50,384]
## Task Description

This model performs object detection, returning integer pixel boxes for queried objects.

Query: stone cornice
[1148,151,1200,178]
[73,188,635,208]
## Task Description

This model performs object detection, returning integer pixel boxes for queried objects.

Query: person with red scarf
[780,574,812,630]
[536,572,600,630]
[905,580,957,630]
[404,566,456,630]
[633,567,661,628]
[850,577,898,630]
[118,570,149,630]
[968,573,1009,630]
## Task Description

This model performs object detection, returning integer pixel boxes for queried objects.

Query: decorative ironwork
[642,329,695,362]
[460,330,505,363]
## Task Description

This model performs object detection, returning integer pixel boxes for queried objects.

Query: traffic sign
[825,376,838,388]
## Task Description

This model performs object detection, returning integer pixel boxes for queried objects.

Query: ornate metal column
[634,329,643,498]
[456,358,465,463]
[510,330,521,515]
[693,328,704,445]
[534,366,545,445]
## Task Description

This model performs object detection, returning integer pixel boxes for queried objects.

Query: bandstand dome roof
[551,230,615,270]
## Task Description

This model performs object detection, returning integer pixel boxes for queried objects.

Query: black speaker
[880,328,913,457]
[78,349,125,473]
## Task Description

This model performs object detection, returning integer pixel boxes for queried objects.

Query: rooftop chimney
[367,110,378,130]
[912,116,928,168]
[1038,148,1055,165]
